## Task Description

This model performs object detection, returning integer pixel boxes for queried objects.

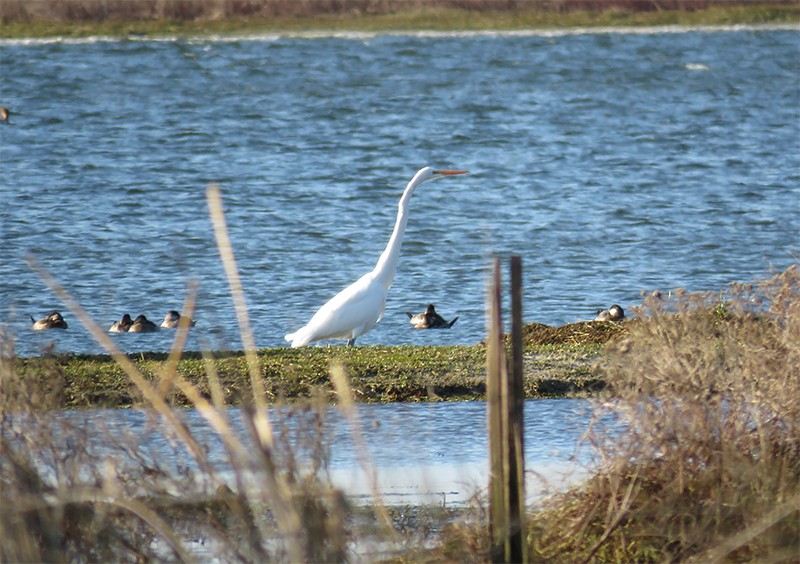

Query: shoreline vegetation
[3,265,797,561]
[7,320,620,410]
[1,0,798,38]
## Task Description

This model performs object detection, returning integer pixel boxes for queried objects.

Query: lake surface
[1,26,798,357]
[6,398,605,504]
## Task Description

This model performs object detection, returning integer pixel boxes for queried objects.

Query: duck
[160,310,196,329]
[108,314,134,333]
[129,315,159,333]
[595,304,625,322]
[30,311,68,330]
[0,107,9,123]
[406,304,458,329]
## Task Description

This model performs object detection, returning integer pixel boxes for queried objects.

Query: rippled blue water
[2,27,798,356]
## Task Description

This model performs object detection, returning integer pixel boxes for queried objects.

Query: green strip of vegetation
[1,5,797,39]
[8,340,605,410]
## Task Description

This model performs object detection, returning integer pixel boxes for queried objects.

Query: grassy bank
[6,323,615,410]
[1,2,798,38]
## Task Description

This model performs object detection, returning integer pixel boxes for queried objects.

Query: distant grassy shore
[8,320,619,410]
[1,1,798,38]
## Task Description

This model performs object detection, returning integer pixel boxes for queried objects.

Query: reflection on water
[5,399,612,504]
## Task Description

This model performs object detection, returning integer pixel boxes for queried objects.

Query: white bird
[285,167,468,347]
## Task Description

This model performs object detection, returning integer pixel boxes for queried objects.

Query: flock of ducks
[30,304,625,332]
[29,310,194,332]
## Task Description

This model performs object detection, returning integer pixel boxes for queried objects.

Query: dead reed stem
[330,363,396,534]
[24,253,213,476]
[157,278,199,399]
[207,185,274,451]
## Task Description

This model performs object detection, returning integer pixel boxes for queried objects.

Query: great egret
[595,304,625,322]
[406,304,459,329]
[30,311,68,330]
[285,167,468,347]
[109,313,134,333]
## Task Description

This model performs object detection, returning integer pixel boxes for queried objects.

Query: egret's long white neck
[372,171,425,290]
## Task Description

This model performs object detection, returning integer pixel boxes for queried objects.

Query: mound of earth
[518,320,627,347]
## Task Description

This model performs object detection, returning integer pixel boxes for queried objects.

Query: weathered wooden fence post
[487,257,506,561]
[487,255,526,563]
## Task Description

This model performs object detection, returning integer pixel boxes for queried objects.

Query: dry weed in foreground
[0,186,408,562]
[529,264,800,563]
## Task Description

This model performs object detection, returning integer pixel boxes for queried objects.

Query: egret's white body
[285,167,468,347]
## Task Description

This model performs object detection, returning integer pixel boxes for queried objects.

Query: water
[1,27,798,357]
[6,398,604,504]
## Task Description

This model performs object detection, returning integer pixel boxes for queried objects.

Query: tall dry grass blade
[687,494,800,563]
[329,362,395,533]
[157,278,199,399]
[207,185,307,560]
[206,184,273,450]
[200,345,227,411]
[580,463,644,564]
[239,405,304,563]
[24,254,212,474]
[13,491,195,563]
[170,372,247,463]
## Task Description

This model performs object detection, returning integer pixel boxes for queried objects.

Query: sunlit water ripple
[1,27,798,356]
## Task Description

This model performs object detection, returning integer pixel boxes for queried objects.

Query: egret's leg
[347,338,356,346]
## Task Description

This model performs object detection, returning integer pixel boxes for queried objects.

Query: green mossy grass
[8,320,622,410]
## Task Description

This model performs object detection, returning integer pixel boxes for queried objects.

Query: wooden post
[487,257,506,562]
[508,255,526,563]
[487,256,526,563]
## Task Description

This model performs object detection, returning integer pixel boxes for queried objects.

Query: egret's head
[415,167,469,184]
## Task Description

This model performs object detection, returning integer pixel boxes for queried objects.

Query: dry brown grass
[417,264,800,562]
[527,264,800,562]
[2,0,794,24]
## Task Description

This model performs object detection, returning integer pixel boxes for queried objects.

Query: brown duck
[406,304,458,329]
[129,314,159,333]
[108,314,134,333]
[594,304,625,322]
[30,311,68,330]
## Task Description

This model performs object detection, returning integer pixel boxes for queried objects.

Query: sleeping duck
[594,304,625,322]
[406,304,458,329]
[160,310,196,329]
[129,314,159,333]
[109,314,134,333]
[30,311,68,330]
